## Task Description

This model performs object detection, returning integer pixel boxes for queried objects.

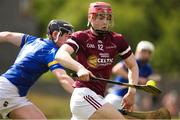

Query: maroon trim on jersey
[112,33,132,59]
[121,50,132,59]
[84,95,102,110]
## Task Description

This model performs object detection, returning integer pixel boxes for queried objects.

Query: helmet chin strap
[53,31,61,43]
[91,25,109,35]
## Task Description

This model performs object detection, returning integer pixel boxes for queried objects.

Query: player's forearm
[55,50,84,72]
[138,77,147,85]
[124,54,139,85]
[128,65,139,84]
[58,75,74,93]
[127,63,139,93]
[53,69,74,93]
[124,54,139,93]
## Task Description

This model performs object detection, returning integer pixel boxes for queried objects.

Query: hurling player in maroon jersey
[56,2,139,119]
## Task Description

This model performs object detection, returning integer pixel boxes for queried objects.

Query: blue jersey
[111,59,153,96]
[1,34,64,96]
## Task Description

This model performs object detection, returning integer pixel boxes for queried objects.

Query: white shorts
[0,77,32,119]
[70,88,107,120]
[105,93,123,109]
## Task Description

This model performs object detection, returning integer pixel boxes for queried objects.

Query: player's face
[56,33,71,47]
[137,49,152,62]
[90,13,112,32]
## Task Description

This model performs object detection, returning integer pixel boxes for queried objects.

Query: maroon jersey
[66,29,132,96]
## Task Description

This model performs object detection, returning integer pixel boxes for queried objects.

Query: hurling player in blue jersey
[105,41,156,109]
[0,20,74,119]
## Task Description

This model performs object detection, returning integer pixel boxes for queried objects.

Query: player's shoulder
[42,38,57,50]
[21,34,39,47]
[25,34,38,42]
[31,38,57,53]
[24,35,49,47]
[137,60,152,69]
[110,32,125,40]
[71,29,90,39]
[38,39,58,58]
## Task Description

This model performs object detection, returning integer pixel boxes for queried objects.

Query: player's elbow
[55,49,70,64]
[55,50,65,63]
[58,74,74,85]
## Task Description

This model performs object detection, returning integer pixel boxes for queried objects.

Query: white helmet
[136,41,155,52]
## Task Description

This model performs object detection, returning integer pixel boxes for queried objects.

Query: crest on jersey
[87,55,98,68]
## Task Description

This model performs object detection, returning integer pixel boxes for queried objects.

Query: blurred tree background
[0,0,179,118]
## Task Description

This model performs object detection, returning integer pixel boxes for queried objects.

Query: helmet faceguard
[47,20,74,41]
[88,2,113,34]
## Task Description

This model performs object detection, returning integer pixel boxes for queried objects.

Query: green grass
[28,92,71,119]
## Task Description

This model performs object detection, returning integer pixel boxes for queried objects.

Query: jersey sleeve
[20,34,38,48]
[44,47,64,71]
[65,31,87,53]
[115,34,132,59]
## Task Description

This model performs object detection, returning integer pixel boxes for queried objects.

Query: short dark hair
[47,20,74,36]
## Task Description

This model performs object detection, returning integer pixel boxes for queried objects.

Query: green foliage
[31,0,66,35]
[153,11,180,73]
[31,0,180,74]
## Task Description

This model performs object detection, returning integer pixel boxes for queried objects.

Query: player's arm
[55,43,93,81]
[55,44,81,71]
[0,31,24,47]
[138,77,147,85]
[124,54,139,89]
[52,68,74,93]
[121,54,139,110]
[113,60,146,85]
[112,62,128,79]
[138,73,161,85]
[45,47,75,93]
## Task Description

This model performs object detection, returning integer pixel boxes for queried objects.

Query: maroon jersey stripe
[87,95,102,107]
[84,96,99,110]
[84,95,102,110]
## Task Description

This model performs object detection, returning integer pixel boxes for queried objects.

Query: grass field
[28,92,71,119]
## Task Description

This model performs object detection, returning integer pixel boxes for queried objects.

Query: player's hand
[138,77,147,85]
[77,67,94,81]
[121,88,136,111]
